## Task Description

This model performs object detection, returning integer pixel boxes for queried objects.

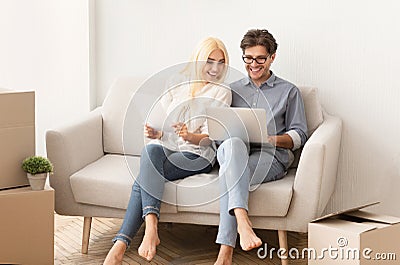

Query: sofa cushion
[102,76,145,156]
[298,86,323,135]
[70,153,294,217]
[70,154,178,213]
[177,169,295,217]
[102,75,170,156]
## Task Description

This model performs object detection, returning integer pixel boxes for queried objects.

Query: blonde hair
[182,37,229,97]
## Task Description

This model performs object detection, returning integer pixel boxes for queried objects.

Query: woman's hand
[144,124,162,139]
[172,122,211,145]
[172,122,192,141]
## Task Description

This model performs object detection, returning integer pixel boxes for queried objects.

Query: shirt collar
[241,71,276,88]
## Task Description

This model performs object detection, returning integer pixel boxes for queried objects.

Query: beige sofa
[46,76,342,263]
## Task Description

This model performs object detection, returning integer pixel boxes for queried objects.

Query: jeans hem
[113,234,132,249]
[142,206,160,220]
[228,204,249,216]
[215,237,237,248]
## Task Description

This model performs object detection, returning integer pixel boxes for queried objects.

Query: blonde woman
[104,37,231,264]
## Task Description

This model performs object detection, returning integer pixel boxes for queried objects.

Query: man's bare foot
[214,245,233,265]
[237,224,262,251]
[103,240,127,265]
[234,208,262,251]
[138,214,160,261]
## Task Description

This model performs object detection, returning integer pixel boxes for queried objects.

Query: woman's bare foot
[214,245,233,265]
[234,208,262,251]
[138,214,160,261]
[138,228,160,261]
[103,240,127,265]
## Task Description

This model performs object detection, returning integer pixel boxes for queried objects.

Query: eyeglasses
[242,55,270,64]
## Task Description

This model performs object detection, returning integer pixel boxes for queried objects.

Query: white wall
[0,0,91,155]
[93,0,400,216]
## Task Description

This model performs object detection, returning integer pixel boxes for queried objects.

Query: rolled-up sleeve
[286,129,302,150]
[285,87,308,150]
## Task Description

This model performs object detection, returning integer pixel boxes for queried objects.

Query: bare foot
[234,208,262,251]
[138,225,160,261]
[237,225,262,251]
[214,245,233,265]
[103,240,127,265]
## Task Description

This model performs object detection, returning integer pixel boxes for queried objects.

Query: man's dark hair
[240,29,278,55]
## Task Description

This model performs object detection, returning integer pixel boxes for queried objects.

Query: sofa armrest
[291,112,342,219]
[46,108,104,215]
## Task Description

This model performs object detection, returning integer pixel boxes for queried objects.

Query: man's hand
[172,122,192,141]
[267,136,276,146]
[144,124,162,139]
[268,134,294,149]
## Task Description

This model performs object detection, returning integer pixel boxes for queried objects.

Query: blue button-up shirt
[230,71,308,168]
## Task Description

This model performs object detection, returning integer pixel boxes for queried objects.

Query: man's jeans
[113,144,212,247]
[215,137,286,248]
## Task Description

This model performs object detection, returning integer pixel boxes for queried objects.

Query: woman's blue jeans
[113,144,213,247]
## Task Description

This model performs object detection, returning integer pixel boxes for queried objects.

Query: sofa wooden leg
[278,230,289,265]
[82,217,92,254]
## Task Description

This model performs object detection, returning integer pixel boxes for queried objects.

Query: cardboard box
[0,89,35,190]
[308,202,400,264]
[0,187,54,265]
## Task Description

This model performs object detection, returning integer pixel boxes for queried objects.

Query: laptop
[206,107,269,144]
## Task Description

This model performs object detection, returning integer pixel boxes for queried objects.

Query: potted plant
[22,156,53,191]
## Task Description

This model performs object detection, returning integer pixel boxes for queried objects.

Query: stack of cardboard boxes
[0,89,54,265]
[0,89,35,189]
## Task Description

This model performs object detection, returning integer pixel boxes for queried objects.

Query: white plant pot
[27,173,48,191]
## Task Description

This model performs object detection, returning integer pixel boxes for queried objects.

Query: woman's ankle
[144,213,159,231]
[103,240,127,265]
[114,240,127,252]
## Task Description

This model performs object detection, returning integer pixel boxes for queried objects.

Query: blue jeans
[113,144,213,247]
[215,137,286,248]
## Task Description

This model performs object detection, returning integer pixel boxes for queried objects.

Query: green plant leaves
[22,156,53,175]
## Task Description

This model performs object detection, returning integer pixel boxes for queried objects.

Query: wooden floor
[54,214,308,265]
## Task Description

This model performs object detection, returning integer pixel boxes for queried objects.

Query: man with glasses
[214,29,308,264]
